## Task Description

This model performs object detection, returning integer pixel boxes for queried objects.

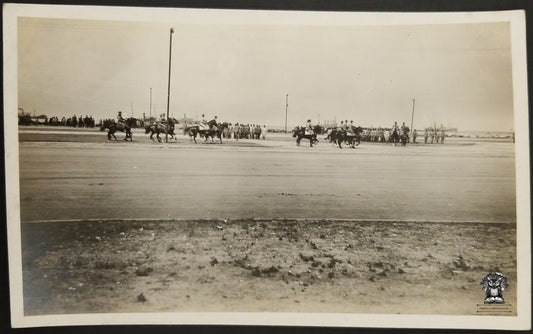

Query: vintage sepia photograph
[3,3,530,330]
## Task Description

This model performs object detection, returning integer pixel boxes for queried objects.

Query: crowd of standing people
[183,114,268,141]
[18,113,97,128]
[226,123,268,140]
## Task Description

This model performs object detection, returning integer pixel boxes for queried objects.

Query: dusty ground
[18,132,516,223]
[22,219,516,315]
[15,127,518,317]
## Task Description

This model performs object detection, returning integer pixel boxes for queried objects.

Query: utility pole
[149,88,152,122]
[410,99,415,134]
[285,94,288,133]
[165,27,174,143]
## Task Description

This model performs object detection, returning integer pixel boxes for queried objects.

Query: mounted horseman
[292,119,319,147]
[185,115,228,143]
[390,121,400,144]
[205,116,230,143]
[145,117,179,142]
[184,114,208,143]
[344,120,362,148]
[327,120,362,149]
[400,122,410,146]
[100,111,133,141]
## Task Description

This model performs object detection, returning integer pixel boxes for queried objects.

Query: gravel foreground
[22,219,517,316]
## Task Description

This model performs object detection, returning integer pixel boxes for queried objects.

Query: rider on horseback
[117,111,125,124]
[347,120,355,135]
[198,114,207,129]
[304,119,314,135]
[209,116,218,131]
[116,111,126,130]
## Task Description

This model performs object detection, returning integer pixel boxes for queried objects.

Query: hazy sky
[18,17,514,131]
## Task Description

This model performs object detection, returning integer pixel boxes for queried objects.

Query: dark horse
[390,127,409,146]
[327,126,363,148]
[145,118,178,142]
[292,125,322,147]
[100,118,134,141]
[185,121,229,144]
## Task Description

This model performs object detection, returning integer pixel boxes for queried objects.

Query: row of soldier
[304,118,446,144]
[179,114,268,140]
[359,125,446,144]
[18,114,97,128]
[225,123,268,140]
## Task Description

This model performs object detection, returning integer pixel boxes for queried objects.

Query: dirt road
[18,133,516,223]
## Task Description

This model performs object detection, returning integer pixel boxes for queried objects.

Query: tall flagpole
[149,88,152,123]
[410,99,415,135]
[166,27,174,143]
[285,94,288,133]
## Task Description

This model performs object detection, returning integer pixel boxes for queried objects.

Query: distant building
[31,115,48,124]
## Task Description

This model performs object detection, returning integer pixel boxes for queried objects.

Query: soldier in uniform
[401,122,409,135]
[412,129,418,143]
[348,120,355,135]
[116,111,126,130]
[305,119,313,135]
[439,126,446,144]
[199,114,208,130]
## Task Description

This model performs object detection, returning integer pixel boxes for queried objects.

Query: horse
[399,127,410,146]
[185,121,229,144]
[100,119,133,141]
[389,129,400,144]
[145,118,178,142]
[126,117,142,128]
[204,122,230,143]
[326,127,362,149]
[292,125,321,147]
[184,123,210,143]
[345,126,363,148]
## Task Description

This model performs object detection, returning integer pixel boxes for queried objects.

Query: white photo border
[3,4,530,330]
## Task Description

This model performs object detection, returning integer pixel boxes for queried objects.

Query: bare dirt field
[16,127,518,316]
[22,219,516,315]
